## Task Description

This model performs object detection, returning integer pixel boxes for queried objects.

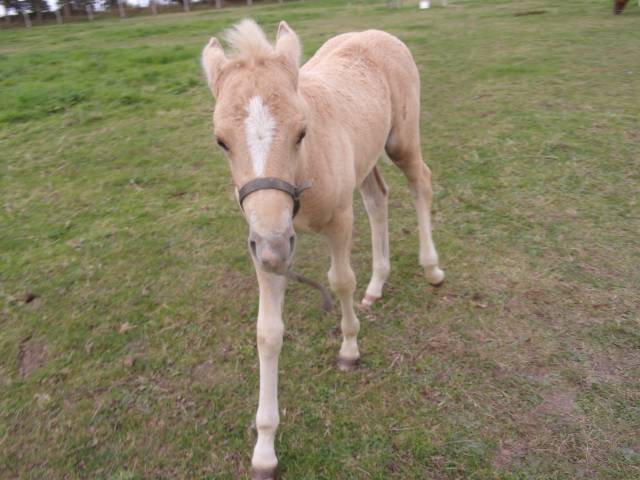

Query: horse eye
[296,128,306,145]
[216,138,229,151]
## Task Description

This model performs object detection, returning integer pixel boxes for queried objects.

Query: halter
[238,177,312,218]
[236,176,332,312]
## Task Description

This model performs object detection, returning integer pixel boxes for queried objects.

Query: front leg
[251,267,286,480]
[325,210,360,370]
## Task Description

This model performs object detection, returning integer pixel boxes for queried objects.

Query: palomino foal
[202,19,444,478]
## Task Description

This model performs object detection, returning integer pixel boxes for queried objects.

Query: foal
[202,19,444,478]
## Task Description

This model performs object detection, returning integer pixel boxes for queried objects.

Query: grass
[1,0,639,478]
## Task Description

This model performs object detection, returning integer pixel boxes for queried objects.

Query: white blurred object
[419,0,430,9]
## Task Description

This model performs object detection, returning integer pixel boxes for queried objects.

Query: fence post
[118,0,126,17]
[247,0,252,5]
[183,0,190,12]
[150,0,157,15]
[23,11,32,27]
[55,9,63,23]
[215,0,222,8]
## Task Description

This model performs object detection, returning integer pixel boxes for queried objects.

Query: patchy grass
[1,0,639,478]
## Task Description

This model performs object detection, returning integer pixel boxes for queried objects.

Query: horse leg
[250,267,286,480]
[360,166,390,307]
[325,210,360,370]
[386,137,445,286]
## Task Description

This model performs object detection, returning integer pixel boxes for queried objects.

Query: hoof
[338,356,360,372]
[361,293,381,308]
[251,466,277,480]
[426,266,445,287]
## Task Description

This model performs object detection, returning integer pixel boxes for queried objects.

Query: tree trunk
[2,0,10,24]
[215,0,222,7]
[150,0,157,15]
[247,0,252,6]
[63,0,72,20]
[118,0,125,17]
[55,9,63,23]
[34,0,43,22]
[183,0,190,12]
[86,3,94,20]
[23,11,32,27]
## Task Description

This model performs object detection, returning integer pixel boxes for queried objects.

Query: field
[1,0,639,478]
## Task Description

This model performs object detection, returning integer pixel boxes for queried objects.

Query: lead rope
[285,270,333,312]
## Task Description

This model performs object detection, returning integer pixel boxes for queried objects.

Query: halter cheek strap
[238,177,312,217]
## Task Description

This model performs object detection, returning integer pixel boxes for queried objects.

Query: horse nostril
[289,235,296,253]
[249,239,257,257]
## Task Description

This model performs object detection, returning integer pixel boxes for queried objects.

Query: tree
[7,0,33,27]
[60,0,71,20]
[2,0,12,24]
[32,0,44,22]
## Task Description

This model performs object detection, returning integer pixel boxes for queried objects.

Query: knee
[256,324,283,356]
[328,268,356,294]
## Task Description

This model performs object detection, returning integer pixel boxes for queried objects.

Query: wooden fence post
[183,0,190,12]
[23,11,32,27]
[118,0,126,18]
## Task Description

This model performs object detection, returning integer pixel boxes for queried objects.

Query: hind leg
[360,166,390,306]
[386,135,445,286]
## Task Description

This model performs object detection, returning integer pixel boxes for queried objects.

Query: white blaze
[244,96,276,176]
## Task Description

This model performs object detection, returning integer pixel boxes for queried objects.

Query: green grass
[1,0,639,478]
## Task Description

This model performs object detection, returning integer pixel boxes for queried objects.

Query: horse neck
[296,76,333,185]
[295,88,317,185]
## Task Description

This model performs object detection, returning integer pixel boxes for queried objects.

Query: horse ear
[201,37,228,97]
[275,21,301,72]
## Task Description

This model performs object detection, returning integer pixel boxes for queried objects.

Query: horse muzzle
[249,229,296,275]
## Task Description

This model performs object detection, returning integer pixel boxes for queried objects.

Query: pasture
[1,0,639,478]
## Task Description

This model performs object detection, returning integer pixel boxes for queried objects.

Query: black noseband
[238,177,311,217]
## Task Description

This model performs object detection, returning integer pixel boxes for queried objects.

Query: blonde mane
[223,19,274,60]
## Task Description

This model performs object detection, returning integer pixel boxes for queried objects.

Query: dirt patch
[581,345,639,385]
[18,338,49,378]
[493,445,516,469]
[493,383,583,471]
[191,360,220,389]
[533,387,577,418]
[216,269,254,296]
